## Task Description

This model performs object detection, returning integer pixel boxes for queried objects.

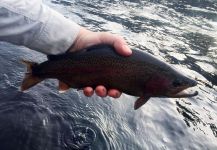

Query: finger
[108,89,121,98]
[100,33,132,56]
[95,85,107,97]
[113,37,132,57]
[83,87,94,97]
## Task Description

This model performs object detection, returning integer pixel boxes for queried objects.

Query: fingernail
[115,92,120,98]
[122,45,132,55]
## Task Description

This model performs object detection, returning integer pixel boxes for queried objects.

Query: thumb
[99,32,132,56]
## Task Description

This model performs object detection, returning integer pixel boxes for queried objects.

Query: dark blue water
[0,0,216,149]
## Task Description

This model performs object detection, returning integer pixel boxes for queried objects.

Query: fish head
[165,75,198,98]
[145,71,198,98]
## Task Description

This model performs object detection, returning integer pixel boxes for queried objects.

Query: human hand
[69,27,132,98]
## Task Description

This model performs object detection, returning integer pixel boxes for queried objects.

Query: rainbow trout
[21,44,198,109]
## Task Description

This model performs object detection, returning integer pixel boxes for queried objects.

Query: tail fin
[21,60,43,91]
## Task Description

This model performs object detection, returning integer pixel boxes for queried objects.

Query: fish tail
[21,60,43,91]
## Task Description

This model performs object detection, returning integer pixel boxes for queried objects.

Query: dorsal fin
[47,55,61,61]
[47,50,86,61]
[47,44,114,61]
[85,44,113,52]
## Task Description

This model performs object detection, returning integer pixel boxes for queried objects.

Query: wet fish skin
[21,44,198,109]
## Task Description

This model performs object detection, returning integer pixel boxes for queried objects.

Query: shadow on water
[163,32,217,86]
[183,32,216,56]
[0,92,51,150]
[159,0,217,21]
[0,90,103,150]
[176,101,217,138]
[51,0,72,6]
[176,101,204,127]
[210,123,217,137]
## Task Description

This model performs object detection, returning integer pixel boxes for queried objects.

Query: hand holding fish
[21,44,198,110]
[69,27,132,98]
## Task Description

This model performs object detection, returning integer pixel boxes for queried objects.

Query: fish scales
[33,49,156,95]
[21,44,198,109]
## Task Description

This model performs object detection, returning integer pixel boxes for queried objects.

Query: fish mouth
[167,90,198,98]
[166,82,198,98]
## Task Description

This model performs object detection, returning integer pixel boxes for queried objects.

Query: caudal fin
[21,60,43,91]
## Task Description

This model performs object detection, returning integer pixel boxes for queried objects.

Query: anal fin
[58,81,70,93]
[134,96,150,110]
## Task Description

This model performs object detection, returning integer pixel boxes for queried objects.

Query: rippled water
[0,0,217,149]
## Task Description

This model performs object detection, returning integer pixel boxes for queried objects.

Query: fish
[21,44,198,110]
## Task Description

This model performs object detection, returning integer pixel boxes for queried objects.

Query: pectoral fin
[134,96,150,110]
[58,81,70,93]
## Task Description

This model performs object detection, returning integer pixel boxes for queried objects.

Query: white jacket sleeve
[0,0,80,54]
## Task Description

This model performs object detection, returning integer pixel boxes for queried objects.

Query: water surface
[0,0,216,149]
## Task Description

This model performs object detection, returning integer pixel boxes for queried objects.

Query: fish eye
[172,80,182,87]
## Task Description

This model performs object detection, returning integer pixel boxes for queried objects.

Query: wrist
[68,27,93,52]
